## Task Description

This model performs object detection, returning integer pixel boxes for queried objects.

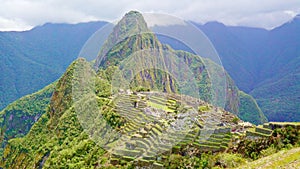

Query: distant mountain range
[159,15,300,122]
[0,21,107,110]
[1,14,299,122]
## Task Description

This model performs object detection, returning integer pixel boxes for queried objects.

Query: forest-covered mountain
[0,83,55,154]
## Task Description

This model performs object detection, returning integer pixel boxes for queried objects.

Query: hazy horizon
[0,0,299,31]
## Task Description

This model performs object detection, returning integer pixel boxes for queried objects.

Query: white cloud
[143,13,187,27]
[0,16,32,31]
[0,0,299,31]
[284,10,297,17]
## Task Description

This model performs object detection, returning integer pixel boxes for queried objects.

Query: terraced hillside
[104,92,236,166]
[245,122,300,139]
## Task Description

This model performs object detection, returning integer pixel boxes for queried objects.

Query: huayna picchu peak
[95,10,152,68]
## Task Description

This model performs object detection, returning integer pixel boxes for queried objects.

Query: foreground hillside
[238,147,300,169]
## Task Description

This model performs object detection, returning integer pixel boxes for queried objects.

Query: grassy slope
[237,147,300,169]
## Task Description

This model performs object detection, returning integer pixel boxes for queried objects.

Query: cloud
[0,16,32,31]
[143,13,187,27]
[0,0,299,31]
[284,10,298,17]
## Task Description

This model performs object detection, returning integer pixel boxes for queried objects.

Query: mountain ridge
[0,21,107,110]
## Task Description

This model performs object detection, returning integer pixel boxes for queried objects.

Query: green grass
[147,101,174,112]
[269,122,300,125]
[255,127,273,135]
[246,130,271,137]
[237,147,300,169]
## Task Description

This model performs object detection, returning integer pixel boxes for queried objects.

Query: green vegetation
[265,58,300,123]
[231,123,300,160]
[0,59,112,168]
[0,82,55,155]
[1,59,299,168]
[0,57,235,168]
[250,65,300,122]
[238,147,300,169]
[238,91,267,125]
[214,153,247,168]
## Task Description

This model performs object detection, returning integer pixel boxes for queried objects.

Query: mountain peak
[114,10,149,37]
[204,21,226,27]
[124,10,143,18]
[102,10,150,46]
[95,11,155,68]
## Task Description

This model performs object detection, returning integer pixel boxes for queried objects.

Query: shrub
[272,126,300,149]
[232,117,239,124]
[259,145,277,158]
[214,153,246,168]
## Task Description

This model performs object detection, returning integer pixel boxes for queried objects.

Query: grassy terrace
[147,95,177,113]
[268,122,300,130]
[146,101,174,113]
[246,122,300,138]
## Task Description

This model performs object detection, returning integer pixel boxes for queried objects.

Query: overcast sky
[0,0,299,31]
